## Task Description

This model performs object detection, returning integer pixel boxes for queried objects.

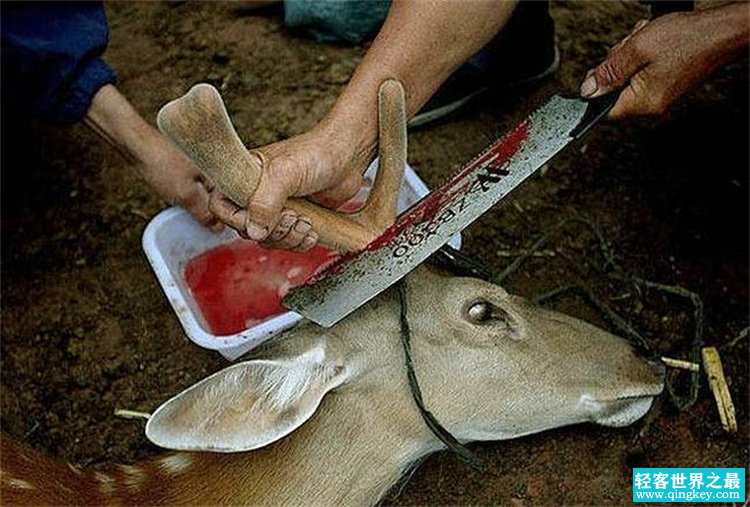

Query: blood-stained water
[184,240,339,335]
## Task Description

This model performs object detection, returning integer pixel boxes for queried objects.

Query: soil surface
[1,1,747,505]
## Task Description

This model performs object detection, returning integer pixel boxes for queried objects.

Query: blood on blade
[366,119,530,251]
[291,119,530,288]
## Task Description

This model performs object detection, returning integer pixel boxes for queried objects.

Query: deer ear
[145,343,347,452]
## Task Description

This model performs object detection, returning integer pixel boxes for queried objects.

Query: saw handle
[156,80,407,252]
[570,92,618,140]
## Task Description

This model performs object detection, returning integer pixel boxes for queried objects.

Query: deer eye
[464,299,516,329]
[465,300,494,324]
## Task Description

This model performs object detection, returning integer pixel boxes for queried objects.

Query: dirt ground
[1,1,747,505]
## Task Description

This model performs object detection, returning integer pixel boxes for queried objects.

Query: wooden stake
[114,409,151,421]
[701,347,737,433]
[660,356,700,372]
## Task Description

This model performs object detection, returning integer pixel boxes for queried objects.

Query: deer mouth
[585,359,665,427]
[589,395,656,427]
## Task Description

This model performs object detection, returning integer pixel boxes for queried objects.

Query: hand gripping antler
[156,80,407,252]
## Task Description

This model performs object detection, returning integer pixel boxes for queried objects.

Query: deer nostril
[647,359,666,384]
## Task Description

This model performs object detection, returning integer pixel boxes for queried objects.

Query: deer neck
[223,388,439,506]
[145,300,440,506]
[201,301,441,506]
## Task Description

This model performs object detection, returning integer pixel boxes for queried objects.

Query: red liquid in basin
[184,240,339,336]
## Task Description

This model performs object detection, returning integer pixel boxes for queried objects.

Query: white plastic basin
[142,161,461,360]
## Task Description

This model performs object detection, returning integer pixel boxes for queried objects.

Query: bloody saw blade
[284,95,594,327]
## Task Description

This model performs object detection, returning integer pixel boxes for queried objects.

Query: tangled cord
[425,215,702,406]
[397,214,704,469]
[495,214,704,410]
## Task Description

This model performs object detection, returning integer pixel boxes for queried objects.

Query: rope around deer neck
[396,279,484,472]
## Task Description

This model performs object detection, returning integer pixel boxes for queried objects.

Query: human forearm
[210,0,521,247]
[320,0,518,158]
[84,84,156,162]
[85,84,219,228]
[695,2,749,66]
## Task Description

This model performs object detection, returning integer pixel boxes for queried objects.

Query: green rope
[430,213,706,412]
[431,244,494,281]
[532,284,656,357]
[507,216,705,411]
[396,279,484,472]
[632,277,704,410]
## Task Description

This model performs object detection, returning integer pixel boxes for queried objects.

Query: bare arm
[212,0,518,248]
[85,85,220,229]
[323,0,520,159]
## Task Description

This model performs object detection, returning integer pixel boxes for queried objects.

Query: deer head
[0,267,665,507]
[146,266,664,453]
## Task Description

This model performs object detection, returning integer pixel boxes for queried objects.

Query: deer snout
[582,357,665,427]
[647,358,667,385]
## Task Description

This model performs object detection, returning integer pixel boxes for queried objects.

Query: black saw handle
[570,93,618,140]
